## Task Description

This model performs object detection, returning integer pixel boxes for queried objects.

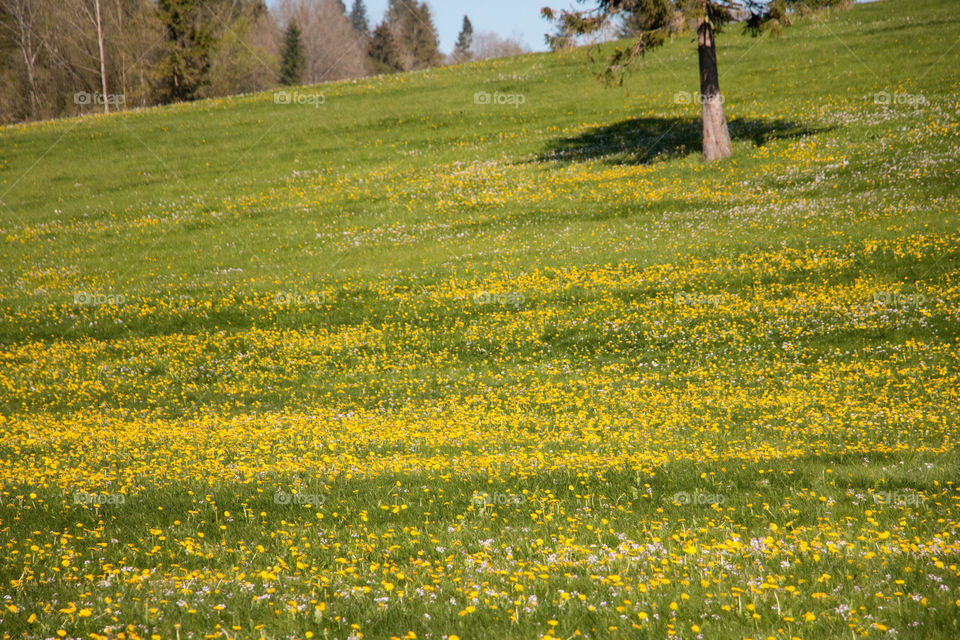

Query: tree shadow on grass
[535,116,828,165]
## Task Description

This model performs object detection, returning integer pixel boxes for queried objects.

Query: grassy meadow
[1,0,959,638]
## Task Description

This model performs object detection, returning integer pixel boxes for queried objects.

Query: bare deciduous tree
[471,31,530,61]
[0,0,45,119]
[275,0,368,83]
[201,2,280,98]
[77,0,110,113]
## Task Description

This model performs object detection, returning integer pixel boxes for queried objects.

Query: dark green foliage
[409,3,441,69]
[543,0,850,81]
[368,22,403,74]
[279,22,305,86]
[618,0,674,38]
[453,15,474,62]
[384,0,441,70]
[349,0,371,39]
[157,0,214,102]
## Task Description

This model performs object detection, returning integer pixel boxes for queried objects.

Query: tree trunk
[115,0,127,106]
[7,0,42,119]
[19,28,41,119]
[697,17,731,162]
[94,0,109,114]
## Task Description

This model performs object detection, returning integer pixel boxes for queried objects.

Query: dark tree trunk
[697,18,732,162]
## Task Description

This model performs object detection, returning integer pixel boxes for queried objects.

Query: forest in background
[0,0,528,124]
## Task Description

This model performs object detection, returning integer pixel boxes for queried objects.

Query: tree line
[0,0,529,124]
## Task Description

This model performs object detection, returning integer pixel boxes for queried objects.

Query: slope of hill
[1,0,959,638]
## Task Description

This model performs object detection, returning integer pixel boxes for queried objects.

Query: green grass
[1,0,959,638]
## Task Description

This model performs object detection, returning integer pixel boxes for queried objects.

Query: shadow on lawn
[536,116,827,165]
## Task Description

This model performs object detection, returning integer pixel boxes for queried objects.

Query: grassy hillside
[1,0,959,638]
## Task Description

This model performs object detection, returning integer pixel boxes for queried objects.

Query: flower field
[1,0,959,638]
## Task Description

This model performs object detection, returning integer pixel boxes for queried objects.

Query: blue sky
[357,1,563,54]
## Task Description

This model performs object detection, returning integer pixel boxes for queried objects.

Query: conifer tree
[348,0,370,40]
[368,21,402,74]
[384,0,439,70]
[279,21,305,85]
[453,15,473,62]
[156,0,214,102]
